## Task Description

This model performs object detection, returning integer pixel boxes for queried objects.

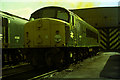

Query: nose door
[34,19,51,47]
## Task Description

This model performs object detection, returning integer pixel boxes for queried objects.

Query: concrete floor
[52,52,120,79]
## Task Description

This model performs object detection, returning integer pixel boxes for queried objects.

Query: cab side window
[72,15,74,26]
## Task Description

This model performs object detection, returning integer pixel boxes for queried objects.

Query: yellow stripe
[100,30,107,37]
[110,38,118,49]
[100,39,106,46]
[110,42,119,49]
[110,37,118,46]
[100,31,107,49]
[116,40,120,49]
[110,32,118,41]
[100,34,107,42]
[110,29,117,37]
[110,29,119,49]
[100,44,106,49]
[109,29,113,33]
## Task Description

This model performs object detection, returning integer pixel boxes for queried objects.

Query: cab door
[2,17,8,48]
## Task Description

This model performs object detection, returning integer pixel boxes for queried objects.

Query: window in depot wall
[15,35,20,43]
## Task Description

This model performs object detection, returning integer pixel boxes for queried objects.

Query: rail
[28,70,58,80]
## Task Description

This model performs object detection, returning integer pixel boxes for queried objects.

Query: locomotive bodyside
[67,12,99,47]
[1,11,28,48]
[1,11,28,66]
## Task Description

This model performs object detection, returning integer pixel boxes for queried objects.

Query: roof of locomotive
[30,6,70,19]
[0,10,29,21]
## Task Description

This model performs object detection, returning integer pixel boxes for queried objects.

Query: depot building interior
[1,6,120,80]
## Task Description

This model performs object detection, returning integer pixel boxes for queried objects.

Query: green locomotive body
[1,11,28,66]
[24,6,100,68]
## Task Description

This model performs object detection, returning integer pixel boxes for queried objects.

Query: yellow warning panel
[24,18,66,48]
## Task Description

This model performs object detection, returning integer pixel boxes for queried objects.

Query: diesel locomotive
[0,11,28,66]
[24,6,100,68]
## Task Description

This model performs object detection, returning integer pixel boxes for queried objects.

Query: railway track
[2,52,97,80]
[2,69,59,80]
[2,65,59,80]
[28,70,58,80]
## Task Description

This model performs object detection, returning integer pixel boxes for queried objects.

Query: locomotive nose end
[24,18,66,48]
